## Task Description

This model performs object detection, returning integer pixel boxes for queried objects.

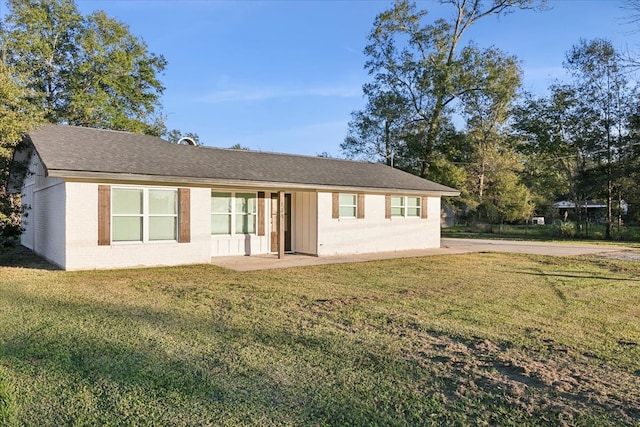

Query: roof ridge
[197,144,385,166]
[42,123,166,139]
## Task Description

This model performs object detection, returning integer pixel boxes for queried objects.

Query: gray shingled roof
[23,124,459,195]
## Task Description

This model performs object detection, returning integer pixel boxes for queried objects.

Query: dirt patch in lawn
[402,330,640,425]
[596,250,640,262]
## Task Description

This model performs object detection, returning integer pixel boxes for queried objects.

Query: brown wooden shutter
[421,196,428,219]
[332,192,339,219]
[385,194,391,219]
[98,185,111,245]
[257,191,265,236]
[357,194,365,219]
[178,188,190,243]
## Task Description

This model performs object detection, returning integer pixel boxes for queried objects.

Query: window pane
[149,217,177,240]
[149,190,177,215]
[235,193,256,214]
[391,196,404,207]
[339,194,356,206]
[212,214,231,235]
[113,189,142,214]
[211,192,231,213]
[112,217,142,241]
[339,206,356,217]
[407,207,420,217]
[235,213,256,234]
[407,197,421,207]
[391,207,405,217]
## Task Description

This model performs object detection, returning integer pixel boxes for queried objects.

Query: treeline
[342,0,640,239]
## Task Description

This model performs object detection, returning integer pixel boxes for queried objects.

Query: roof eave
[47,169,461,196]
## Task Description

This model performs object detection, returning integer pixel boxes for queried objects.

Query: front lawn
[1,247,639,426]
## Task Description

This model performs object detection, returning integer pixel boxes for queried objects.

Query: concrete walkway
[210,238,632,272]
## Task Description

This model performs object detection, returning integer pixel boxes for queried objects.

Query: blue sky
[66,1,635,156]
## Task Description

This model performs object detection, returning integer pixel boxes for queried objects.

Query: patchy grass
[1,248,639,426]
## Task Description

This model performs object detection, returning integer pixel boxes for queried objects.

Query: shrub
[555,221,576,238]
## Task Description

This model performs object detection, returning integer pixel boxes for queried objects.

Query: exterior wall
[292,191,318,255]
[20,153,66,267]
[316,192,441,256]
[211,234,270,256]
[64,183,211,270]
[210,189,271,256]
[33,181,66,267]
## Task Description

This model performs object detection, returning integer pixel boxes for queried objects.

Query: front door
[270,193,291,253]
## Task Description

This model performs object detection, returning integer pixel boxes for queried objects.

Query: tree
[341,88,409,167]
[460,46,521,203]
[513,86,590,222]
[351,0,542,178]
[0,63,43,243]
[165,129,201,145]
[564,39,637,239]
[1,0,167,135]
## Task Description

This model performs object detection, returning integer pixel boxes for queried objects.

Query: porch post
[278,190,285,259]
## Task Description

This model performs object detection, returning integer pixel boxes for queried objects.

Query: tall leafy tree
[1,0,167,135]
[564,38,637,239]
[513,86,590,221]
[346,0,543,178]
[460,46,521,203]
[0,63,43,242]
[341,88,409,167]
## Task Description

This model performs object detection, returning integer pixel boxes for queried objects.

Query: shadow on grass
[0,285,425,425]
[0,245,59,270]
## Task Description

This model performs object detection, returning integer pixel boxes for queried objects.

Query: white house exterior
[10,125,459,271]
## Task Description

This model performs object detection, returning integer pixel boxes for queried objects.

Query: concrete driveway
[440,238,630,257]
[210,238,633,272]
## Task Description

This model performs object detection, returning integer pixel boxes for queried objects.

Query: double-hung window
[211,192,232,235]
[211,192,257,235]
[390,196,422,218]
[149,190,178,240]
[112,188,178,242]
[339,194,357,218]
[235,192,257,234]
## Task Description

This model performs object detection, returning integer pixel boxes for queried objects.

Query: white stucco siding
[64,183,211,270]
[316,192,442,256]
[292,191,318,255]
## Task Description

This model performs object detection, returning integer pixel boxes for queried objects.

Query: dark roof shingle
[25,125,459,194]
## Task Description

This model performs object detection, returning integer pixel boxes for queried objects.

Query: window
[149,190,178,240]
[390,196,405,217]
[112,188,178,242]
[390,196,421,218]
[339,194,357,218]
[112,188,143,241]
[407,196,421,217]
[211,191,257,235]
[235,192,256,234]
[211,192,232,235]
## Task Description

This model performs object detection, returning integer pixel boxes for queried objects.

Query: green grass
[1,246,639,426]
[443,223,640,245]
